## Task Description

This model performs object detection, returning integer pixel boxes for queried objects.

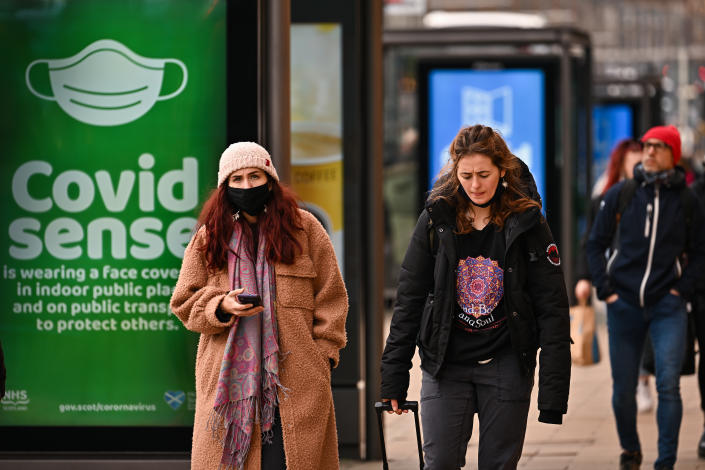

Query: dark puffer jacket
[587,164,705,307]
[692,175,705,312]
[380,196,572,423]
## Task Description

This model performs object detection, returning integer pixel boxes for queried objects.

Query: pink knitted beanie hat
[217,142,279,186]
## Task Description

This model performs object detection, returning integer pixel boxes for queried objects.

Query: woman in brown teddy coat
[170,142,348,470]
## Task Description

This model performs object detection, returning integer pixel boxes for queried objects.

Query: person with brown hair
[380,124,571,469]
[170,142,348,470]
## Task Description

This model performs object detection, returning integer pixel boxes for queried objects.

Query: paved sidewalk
[342,324,705,469]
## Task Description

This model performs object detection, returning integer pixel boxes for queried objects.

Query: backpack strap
[615,179,638,226]
[608,179,638,250]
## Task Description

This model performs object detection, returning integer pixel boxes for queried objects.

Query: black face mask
[458,180,505,208]
[226,184,271,215]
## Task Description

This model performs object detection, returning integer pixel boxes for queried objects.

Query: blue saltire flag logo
[164,390,185,410]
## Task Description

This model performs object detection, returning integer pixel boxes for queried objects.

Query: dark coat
[690,174,705,311]
[587,164,705,307]
[380,196,572,422]
[575,195,603,282]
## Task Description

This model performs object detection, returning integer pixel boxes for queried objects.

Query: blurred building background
[2,1,705,466]
[381,0,705,300]
[387,0,705,144]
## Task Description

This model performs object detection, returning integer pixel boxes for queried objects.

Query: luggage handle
[374,401,424,470]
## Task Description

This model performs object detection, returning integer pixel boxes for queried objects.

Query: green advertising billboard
[0,0,225,430]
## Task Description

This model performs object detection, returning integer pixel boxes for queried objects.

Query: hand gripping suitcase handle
[375,401,418,412]
[374,401,423,469]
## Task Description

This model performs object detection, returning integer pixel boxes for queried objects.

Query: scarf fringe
[274,350,292,402]
[279,349,292,362]
[214,224,283,470]
[209,353,289,470]
[209,397,255,470]
[261,429,274,446]
[208,397,257,435]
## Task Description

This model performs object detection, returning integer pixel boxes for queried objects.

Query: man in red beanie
[587,124,705,470]
[641,125,682,170]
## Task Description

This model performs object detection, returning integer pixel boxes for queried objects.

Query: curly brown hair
[428,124,541,233]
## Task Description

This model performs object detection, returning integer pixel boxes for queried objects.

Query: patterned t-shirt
[445,223,510,364]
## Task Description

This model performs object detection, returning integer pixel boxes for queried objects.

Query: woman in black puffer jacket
[380,124,571,470]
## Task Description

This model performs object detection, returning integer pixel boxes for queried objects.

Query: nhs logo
[1,389,30,411]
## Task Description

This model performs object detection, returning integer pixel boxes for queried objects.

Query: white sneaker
[636,380,653,413]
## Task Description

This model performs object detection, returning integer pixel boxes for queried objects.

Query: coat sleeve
[675,188,705,300]
[170,227,236,335]
[692,180,705,300]
[575,196,602,282]
[586,183,622,300]
[380,210,435,402]
[305,213,349,368]
[525,217,571,422]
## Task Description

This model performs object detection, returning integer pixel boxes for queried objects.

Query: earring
[233,210,240,221]
[263,205,267,214]
[501,177,508,188]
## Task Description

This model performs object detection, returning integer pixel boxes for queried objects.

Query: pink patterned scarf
[208,222,282,469]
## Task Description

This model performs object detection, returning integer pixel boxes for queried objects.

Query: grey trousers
[420,348,533,470]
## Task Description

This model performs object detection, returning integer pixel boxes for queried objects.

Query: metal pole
[560,32,575,292]
[260,0,291,183]
[364,0,384,461]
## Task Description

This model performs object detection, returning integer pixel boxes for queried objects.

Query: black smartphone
[237,293,262,307]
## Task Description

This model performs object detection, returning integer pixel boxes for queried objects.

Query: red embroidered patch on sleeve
[546,243,561,266]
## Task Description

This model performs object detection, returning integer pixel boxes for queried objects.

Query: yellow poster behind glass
[290,24,343,272]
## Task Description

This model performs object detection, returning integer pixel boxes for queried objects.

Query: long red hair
[602,139,643,195]
[196,178,303,271]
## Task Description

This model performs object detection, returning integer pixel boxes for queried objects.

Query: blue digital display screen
[427,69,546,202]
[592,103,634,187]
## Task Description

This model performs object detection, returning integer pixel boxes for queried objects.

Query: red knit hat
[640,125,681,164]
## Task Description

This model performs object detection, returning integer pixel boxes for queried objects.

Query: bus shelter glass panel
[290,23,345,272]
[427,69,546,201]
[592,103,634,192]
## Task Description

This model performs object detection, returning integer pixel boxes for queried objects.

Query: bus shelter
[382,26,592,294]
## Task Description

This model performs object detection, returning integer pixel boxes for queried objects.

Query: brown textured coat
[170,209,348,470]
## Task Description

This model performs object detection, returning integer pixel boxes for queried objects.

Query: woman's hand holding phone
[221,288,264,317]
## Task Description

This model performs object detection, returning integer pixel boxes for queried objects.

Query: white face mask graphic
[25,39,188,126]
